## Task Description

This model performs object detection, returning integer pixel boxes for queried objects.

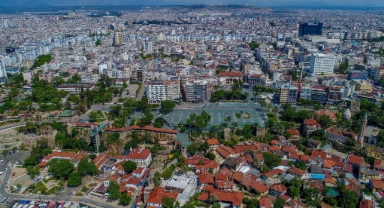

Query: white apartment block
[146,80,180,103]
[0,58,7,83]
[309,53,336,76]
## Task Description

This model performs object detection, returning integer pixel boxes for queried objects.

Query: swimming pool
[310,174,325,180]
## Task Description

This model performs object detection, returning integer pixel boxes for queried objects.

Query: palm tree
[209,194,217,204]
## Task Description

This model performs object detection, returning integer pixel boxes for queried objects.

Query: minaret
[357,113,368,147]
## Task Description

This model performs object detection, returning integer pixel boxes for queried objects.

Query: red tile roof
[251,181,269,193]
[374,159,384,169]
[198,174,214,184]
[147,187,178,205]
[347,154,364,166]
[370,180,384,190]
[127,148,151,160]
[287,129,300,135]
[270,184,287,193]
[259,197,273,208]
[304,119,317,126]
[311,150,327,159]
[288,167,306,176]
[207,139,220,145]
[263,169,285,178]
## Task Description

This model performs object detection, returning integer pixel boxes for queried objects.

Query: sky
[0,0,382,7]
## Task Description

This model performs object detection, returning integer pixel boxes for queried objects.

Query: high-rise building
[309,53,336,76]
[146,80,180,104]
[0,57,8,83]
[279,83,298,104]
[113,32,122,46]
[299,22,323,37]
[142,41,153,54]
[184,80,211,103]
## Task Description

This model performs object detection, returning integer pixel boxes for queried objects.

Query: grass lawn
[43,177,57,183]
[33,181,48,194]
[46,186,61,195]
[81,186,90,193]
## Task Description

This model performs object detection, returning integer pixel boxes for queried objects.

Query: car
[12,172,15,176]
[0,160,4,163]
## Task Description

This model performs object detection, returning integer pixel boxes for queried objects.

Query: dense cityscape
[0,3,383,208]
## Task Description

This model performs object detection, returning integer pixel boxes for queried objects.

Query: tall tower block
[357,113,368,147]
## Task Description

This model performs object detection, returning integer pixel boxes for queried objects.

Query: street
[0,152,121,208]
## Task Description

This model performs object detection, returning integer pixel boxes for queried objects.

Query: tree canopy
[77,158,99,176]
[161,100,176,113]
[108,181,121,201]
[67,172,82,187]
[48,158,74,179]
[122,161,137,174]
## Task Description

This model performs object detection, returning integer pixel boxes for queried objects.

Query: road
[0,152,120,208]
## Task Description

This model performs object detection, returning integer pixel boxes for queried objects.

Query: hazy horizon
[0,0,382,7]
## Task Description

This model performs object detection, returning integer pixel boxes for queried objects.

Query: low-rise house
[302,119,319,137]
[326,127,357,144]
[198,173,214,186]
[373,159,384,171]
[206,139,221,149]
[269,184,287,197]
[288,167,306,179]
[261,169,285,183]
[146,187,179,208]
[258,196,273,208]
[347,154,364,167]
[126,147,152,167]
[216,146,236,159]
[250,181,269,196]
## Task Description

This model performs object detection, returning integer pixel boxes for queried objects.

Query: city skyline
[0,0,383,7]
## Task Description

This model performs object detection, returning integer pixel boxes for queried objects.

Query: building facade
[309,53,336,76]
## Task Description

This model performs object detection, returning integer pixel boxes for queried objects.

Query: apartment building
[279,83,298,104]
[309,53,336,76]
[146,80,180,103]
[184,79,211,103]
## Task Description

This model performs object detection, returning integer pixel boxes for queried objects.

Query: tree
[262,152,281,169]
[213,203,220,208]
[324,196,337,206]
[8,87,20,100]
[64,100,71,110]
[209,194,217,204]
[161,100,176,113]
[77,158,99,176]
[187,143,199,156]
[108,181,120,201]
[122,161,137,174]
[26,166,40,179]
[272,106,279,116]
[67,172,82,187]
[273,198,285,208]
[225,116,231,123]
[317,114,333,129]
[89,111,98,122]
[76,102,87,114]
[162,168,173,180]
[206,152,216,160]
[339,189,359,208]
[154,118,164,128]
[119,194,132,206]
[162,196,175,208]
[48,158,74,179]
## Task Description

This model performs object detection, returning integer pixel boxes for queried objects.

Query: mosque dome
[342,108,351,121]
